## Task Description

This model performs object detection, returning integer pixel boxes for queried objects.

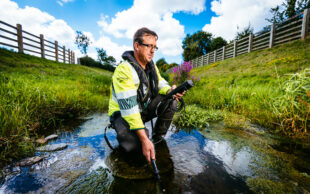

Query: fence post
[201,55,204,66]
[39,34,45,58]
[233,40,237,58]
[63,46,66,63]
[16,24,23,53]
[222,46,225,60]
[269,24,275,48]
[71,51,73,64]
[55,41,58,62]
[214,50,216,62]
[248,34,253,53]
[207,54,209,65]
[73,52,75,64]
[301,8,310,40]
[69,49,71,64]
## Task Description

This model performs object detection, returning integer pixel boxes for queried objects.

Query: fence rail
[187,8,310,69]
[0,20,75,64]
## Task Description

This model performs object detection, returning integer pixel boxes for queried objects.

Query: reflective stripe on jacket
[108,60,171,130]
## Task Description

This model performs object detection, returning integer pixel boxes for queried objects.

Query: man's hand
[136,129,155,163]
[167,85,186,102]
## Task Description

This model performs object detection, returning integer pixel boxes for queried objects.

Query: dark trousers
[110,95,177,153]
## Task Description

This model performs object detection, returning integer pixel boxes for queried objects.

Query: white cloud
[97,0,206,57]
[93,35,131,62]
[202,0,285,41]
[0,0,75,48]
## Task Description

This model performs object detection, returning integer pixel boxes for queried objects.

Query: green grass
[0,48,112,165]
[181,39,310,137]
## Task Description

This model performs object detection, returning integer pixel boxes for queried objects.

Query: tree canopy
[182,31,228,61]
[75,31,91,55]
[266,0,310,24]
[96,48,116,72]
[182,31,213,61]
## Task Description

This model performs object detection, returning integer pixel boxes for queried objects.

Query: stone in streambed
[36,138,47,144]
[17,156,46,166]
[45,134,58,141]
[36,143,68,152]
[35,134,58,144]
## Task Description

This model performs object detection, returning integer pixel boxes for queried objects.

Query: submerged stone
[36,138,47,144]
[17,156,46,166]
[36,143,68,152]
[45,134,58,141]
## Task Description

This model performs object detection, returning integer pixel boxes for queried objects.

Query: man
[108,27,184,163]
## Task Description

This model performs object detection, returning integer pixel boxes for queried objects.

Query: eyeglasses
[140,43,158,51]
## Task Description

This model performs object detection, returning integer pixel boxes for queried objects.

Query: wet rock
[36,143,68,152]
[16,156,46,166]
[36,138,47,144]
[45,134,58,141]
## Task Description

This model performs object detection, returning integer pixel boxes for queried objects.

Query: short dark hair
[133,27,158,45]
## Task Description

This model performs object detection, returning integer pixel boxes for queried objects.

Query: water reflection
[204,141,253,177]
[0,113,255,193]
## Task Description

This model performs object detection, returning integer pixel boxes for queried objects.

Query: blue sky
[0,0,283,64]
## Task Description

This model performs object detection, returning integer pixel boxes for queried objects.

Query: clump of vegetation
[247,178,292,193]
[222,111,250,130]
[171,61,200,85]
[174,105,222,129]
[0,48,112,165]
[272,68,310,134]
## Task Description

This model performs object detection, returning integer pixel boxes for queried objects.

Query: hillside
[184,39,310,138]
[0,48,112,164]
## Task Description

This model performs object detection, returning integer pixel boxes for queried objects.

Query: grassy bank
[182,39,310,137]
[0,48,112,165]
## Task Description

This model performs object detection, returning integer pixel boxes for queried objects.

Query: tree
[235,24,254,40]
[97,48,116,66]
[210,37,227,51]
[182,31,213,61]
[156,58,168,71]
[96,48,116,72]
[75,31,91,55]
[266,0,310,24]
[266,6,285,24]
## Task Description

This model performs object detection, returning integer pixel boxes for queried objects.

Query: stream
[0,113,309,193]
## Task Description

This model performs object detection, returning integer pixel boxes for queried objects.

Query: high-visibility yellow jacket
[108,51,171,130]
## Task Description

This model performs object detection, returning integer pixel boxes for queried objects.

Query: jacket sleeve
[112,63,144,130]
[154,65,171,95]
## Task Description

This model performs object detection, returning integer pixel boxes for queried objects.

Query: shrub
[79,56,102,68]
[174,105,223,130]
[172,61,200,85]
[160,71,170,82]
[79,56,115,72]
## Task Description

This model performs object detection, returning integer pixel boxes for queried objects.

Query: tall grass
[0,48,112,164]
[272,69,310,134]
[181,39,310,135]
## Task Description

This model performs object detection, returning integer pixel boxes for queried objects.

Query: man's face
[135,35,157,65]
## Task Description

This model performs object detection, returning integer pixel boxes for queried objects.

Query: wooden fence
[187,8,310,69]
[0,20,75,64]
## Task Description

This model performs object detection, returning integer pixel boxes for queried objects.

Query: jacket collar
[122,50,153,69]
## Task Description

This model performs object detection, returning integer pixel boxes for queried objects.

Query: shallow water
[0,113,309,193]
